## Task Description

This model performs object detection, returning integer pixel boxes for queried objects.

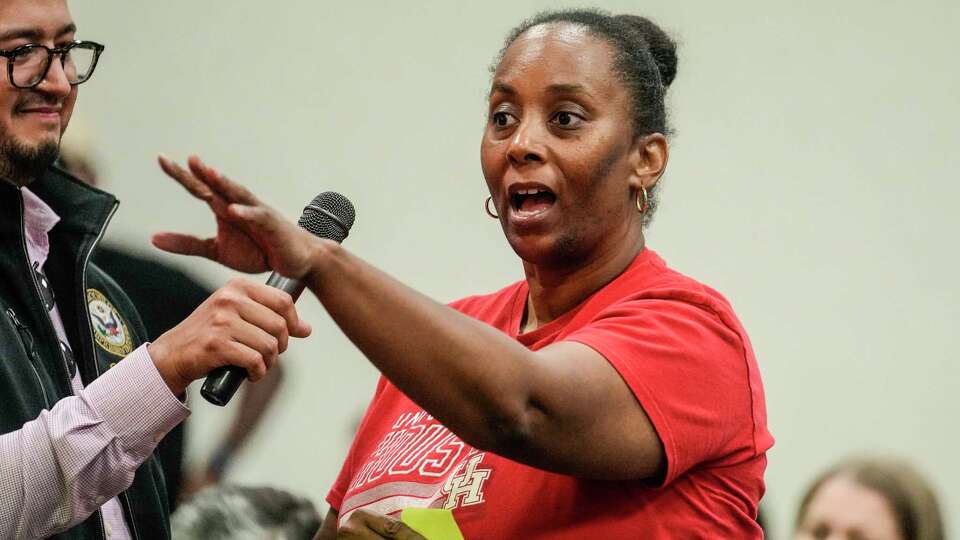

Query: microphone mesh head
[297,191,356,243]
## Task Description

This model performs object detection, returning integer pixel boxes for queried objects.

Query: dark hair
[796,457,945,540]
[494,9,678,226]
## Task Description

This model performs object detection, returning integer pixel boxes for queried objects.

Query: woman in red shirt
[158,9,773,539]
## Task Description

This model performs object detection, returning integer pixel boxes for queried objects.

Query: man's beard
[0,131,60,186]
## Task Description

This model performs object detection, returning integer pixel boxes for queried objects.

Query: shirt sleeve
[0,344,190,539]
[565,297,757,486]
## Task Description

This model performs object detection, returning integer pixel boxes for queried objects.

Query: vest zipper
[5,307,51,409]
[24,264,78,381]
[80,198,117,377]
[80,199,117,379]
[17,195,76,391]
[19,194,110,540]
[81,201,137,540]
[18,191,120,540]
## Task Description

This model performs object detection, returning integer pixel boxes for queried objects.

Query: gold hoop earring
[636,186,649,214]
[485,196,499,219]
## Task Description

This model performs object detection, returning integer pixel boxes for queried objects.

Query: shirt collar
[20,185,61,266]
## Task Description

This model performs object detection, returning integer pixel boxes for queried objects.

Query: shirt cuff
[83,344,190,455]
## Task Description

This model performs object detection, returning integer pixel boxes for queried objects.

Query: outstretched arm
[155,156,663,480]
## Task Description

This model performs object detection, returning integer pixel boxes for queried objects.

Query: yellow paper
[400,508,465,540]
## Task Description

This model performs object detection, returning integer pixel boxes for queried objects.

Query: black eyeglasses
[0,40,104,89]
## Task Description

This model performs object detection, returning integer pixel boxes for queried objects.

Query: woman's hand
[336,510,426,540]
[153,155,321,280]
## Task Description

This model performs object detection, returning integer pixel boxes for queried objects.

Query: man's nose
[35,57,72,98]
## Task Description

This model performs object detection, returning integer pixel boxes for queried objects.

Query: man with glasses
[0,1,311,538]
[0,39,101,89]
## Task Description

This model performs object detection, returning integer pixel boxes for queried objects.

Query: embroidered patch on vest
[87,288,133,356]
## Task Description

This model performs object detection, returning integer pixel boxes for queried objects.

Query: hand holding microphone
[200,192,354,405]
[147,277,311,398]
[153,155,355,405]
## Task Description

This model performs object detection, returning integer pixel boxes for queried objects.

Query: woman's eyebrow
[489,82,593,98]
[489,82,516,97]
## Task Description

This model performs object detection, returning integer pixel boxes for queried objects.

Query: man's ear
[627,133,669,191]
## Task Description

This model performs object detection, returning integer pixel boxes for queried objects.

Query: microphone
[200,191,356,406]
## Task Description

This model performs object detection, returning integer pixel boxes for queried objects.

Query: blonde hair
[796,456,945,540]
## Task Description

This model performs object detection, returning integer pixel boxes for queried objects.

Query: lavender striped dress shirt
[0,187,190,539]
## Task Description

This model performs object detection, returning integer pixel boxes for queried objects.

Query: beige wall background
[65,0,958,537]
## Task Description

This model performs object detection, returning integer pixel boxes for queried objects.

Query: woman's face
[480,23,645,267]
[795,475,903,540]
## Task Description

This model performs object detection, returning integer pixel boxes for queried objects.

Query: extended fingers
[188,155,261,206]
[151,232,217,259]
[158,154,215,201]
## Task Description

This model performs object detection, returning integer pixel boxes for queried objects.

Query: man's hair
[795,456,945,540]
[171,485,321,540]
[493,9,678,227]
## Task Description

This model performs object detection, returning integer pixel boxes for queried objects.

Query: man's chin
[0,135,61,185]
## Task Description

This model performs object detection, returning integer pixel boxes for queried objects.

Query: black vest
[0,167,171,540]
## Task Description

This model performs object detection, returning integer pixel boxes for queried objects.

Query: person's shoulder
[618,249,741,319]
[448,280,524,317]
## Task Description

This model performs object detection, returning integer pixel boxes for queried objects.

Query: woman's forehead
[494,23,618,93]
[521,21,591,47]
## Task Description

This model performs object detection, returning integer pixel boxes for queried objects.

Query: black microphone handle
[200,272,306,406]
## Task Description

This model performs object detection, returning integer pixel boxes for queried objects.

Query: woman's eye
[492,111,516,128]
[552,111,583,128]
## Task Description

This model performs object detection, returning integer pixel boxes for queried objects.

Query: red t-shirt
[327,249,773,538]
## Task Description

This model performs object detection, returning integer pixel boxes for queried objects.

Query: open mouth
[510,188,556,216]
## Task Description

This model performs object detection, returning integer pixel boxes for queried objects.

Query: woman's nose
[506,118,546,167]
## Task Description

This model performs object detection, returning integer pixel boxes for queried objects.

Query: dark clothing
[0,167,171,540]
[91,247,211,346]
[91,245,212,510]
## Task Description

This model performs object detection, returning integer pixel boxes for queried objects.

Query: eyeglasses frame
[0,40,105,89]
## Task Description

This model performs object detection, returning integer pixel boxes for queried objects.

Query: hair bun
[615,15,677,87]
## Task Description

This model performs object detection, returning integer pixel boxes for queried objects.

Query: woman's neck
[521,232,645,332]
